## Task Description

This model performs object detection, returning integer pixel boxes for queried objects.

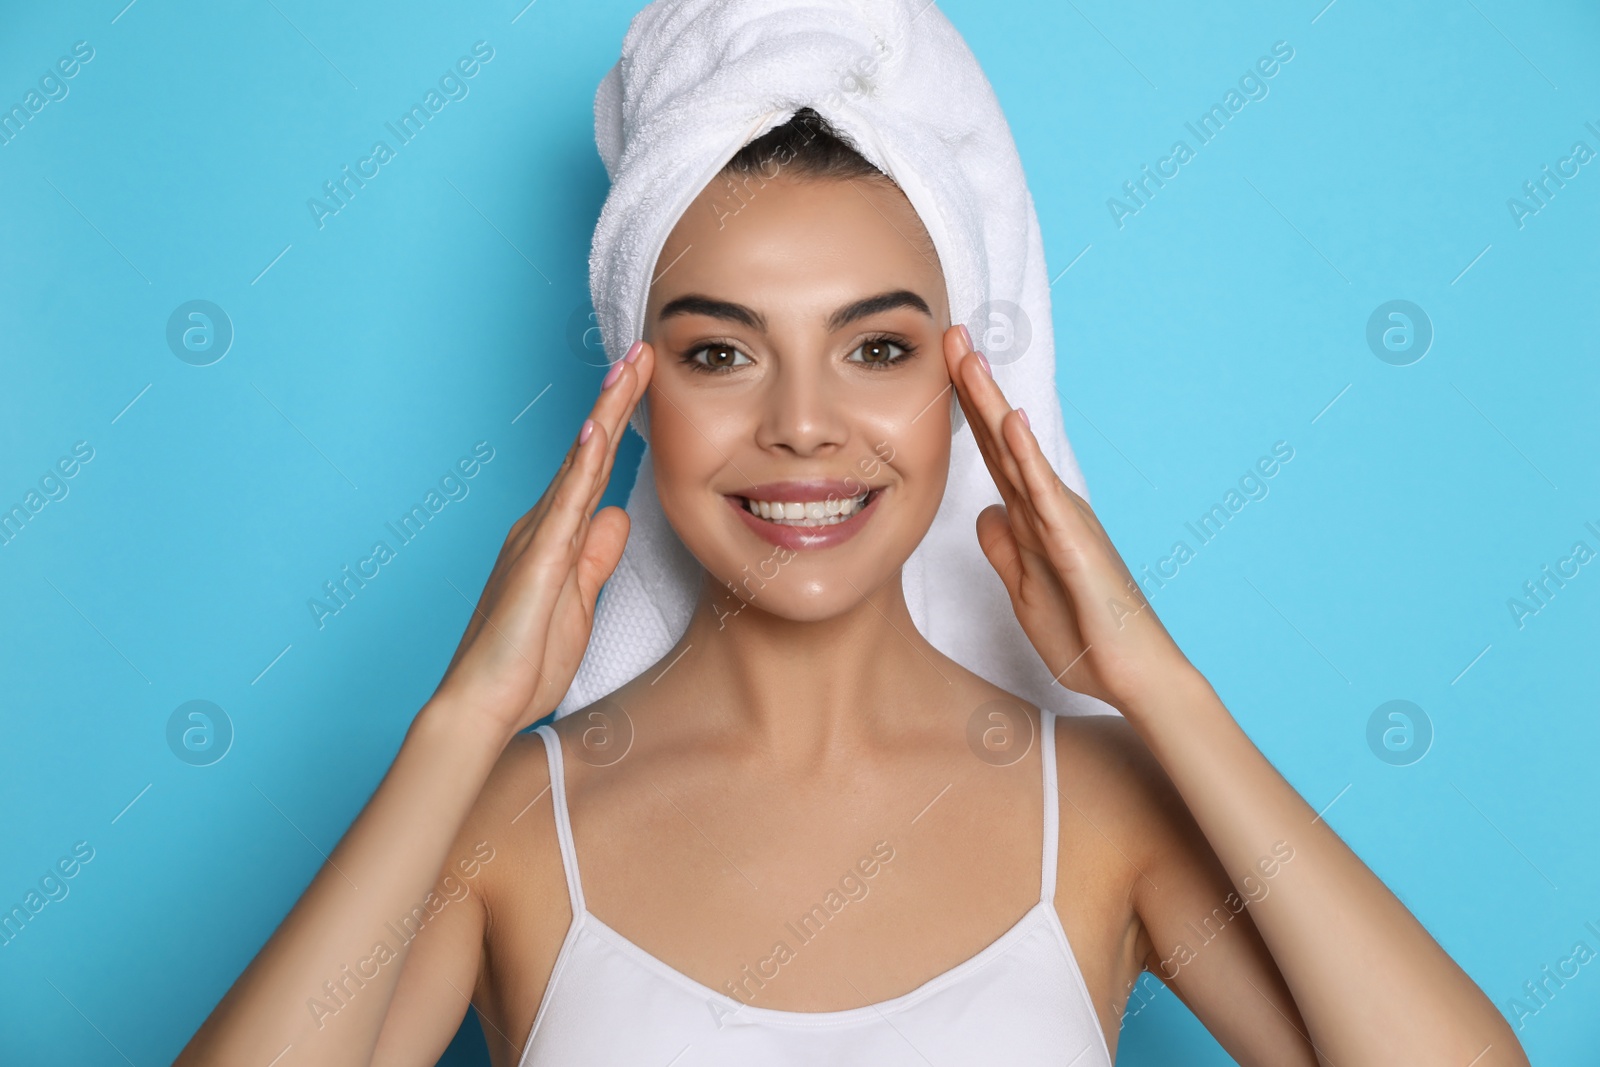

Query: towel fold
[555,0,1119,721]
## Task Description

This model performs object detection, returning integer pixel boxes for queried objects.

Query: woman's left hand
[943,325,1196,715]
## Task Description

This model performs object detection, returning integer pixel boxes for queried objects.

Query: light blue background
[2,0,1596,1063]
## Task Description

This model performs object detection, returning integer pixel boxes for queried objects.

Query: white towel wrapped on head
[555,0,1119,722]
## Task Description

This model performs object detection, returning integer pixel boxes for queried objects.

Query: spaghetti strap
[517,702,1113,1067]
[534,724,587,916]
[1039,707,1059,906]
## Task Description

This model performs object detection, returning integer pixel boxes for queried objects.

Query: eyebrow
[656,289,933,333]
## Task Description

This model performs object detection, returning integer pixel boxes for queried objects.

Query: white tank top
[520,709,1113,1065]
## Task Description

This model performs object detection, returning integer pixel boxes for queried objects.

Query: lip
[723,478,876,503]
[723,483,885,551]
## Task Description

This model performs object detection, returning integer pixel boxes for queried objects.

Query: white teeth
[744,492,872,526]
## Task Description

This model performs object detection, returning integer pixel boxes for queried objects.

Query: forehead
[645,174,947,326]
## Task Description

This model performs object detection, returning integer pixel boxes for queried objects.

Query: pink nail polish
[624,340,644,364]
[602,360,624,389]
[1017,407,1030,428]
[578,418,594,444]
[958,324,974,350]
[977,351,992,375]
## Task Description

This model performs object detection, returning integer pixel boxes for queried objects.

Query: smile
[739,490,873,526]
[722,487,885,550]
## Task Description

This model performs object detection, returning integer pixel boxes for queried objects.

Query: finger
[585,343,653,517]
[974,503,1024,598]
[532,505,632,697]
[1001,408,1118,595]
[497,343,652,626]
[470,427,610,682]
[521,410,612,590]
[485,415,607,624]
[516,428,582,534]
[450,361,640,674]
[949,376,1052,554]
[944,326,1022,490]
[574,505,630,609]
[997,416,1099,536]
[510,342,652,558]
[943,327,1007,475]
[944,328,1069,551]
[976,501,1094,692]
[456,503,549,647]
[1050,472,1112,544]
[960,388,1036,522]
[599,342,652,440]
[508,413,589,550]
[546,356,633,536]
[943,327,1031,510]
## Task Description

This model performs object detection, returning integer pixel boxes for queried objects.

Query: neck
[656,567,950,761]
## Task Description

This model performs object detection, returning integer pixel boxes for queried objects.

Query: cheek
[646,385,741,522]
[893,427,951,528]
[858,389,951,493]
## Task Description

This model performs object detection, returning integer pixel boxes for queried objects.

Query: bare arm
[172,701,500,1066]
[1124,670,1520,1064]
[173,343,654,1066]
[1062,714,1320,1064]
[368,733,560,1067]
[945,325,1527,1066]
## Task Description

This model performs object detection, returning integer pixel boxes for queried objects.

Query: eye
[683,342,753,374]
[847,335,917,369]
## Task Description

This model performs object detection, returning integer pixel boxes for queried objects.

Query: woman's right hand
[431,340,653,744]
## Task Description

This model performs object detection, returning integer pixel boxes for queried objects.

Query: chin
[680,500,933,627]
[717,573,896,626]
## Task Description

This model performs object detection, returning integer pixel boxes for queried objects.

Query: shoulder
[1051,711,1180,809]
[1046,709,1214,997]
[1049,711,1196,883]
[453,726,570,939]
[467,726,557,834]
[418,724,579,1051]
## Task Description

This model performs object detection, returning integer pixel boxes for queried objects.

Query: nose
[751,348,850,457]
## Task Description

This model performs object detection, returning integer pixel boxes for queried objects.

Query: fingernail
[602,360,624,389]
[977,351,992,376]
[958,324,974,351]
[1016,406,1030,428]
[578,418,594,444]
[624,340,644,364]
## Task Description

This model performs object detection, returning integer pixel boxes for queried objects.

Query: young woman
[175,104,1525,1067]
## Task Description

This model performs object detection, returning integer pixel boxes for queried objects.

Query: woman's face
[643,171,954,622]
